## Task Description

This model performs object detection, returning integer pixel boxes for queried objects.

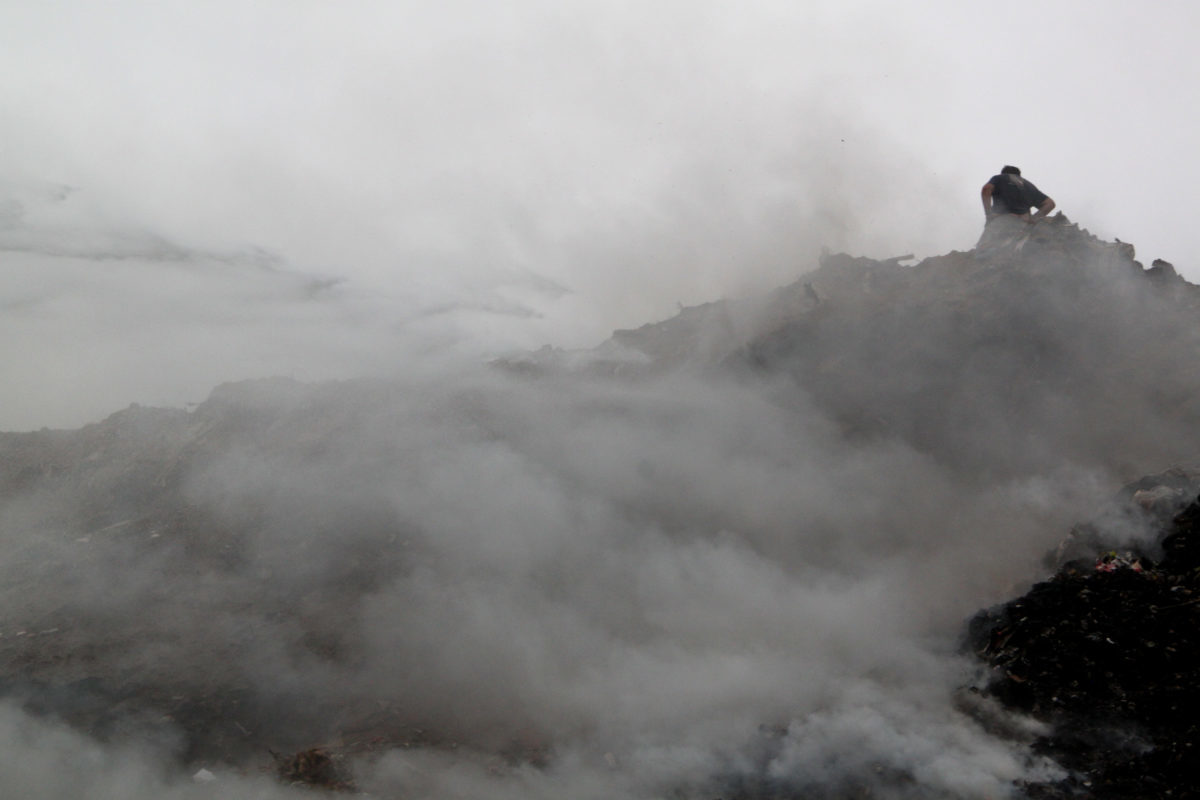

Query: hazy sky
[2,0,1198,428]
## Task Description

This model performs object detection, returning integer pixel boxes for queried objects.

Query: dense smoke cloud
[2,0,982,431]
[9,212,1196,796]
[5,2,1196,430]
[2,353,1110,797]
[6,228,1195,796]
[3,3,1200,798]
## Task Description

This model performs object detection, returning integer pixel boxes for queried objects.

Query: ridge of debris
[568,214,1197,372]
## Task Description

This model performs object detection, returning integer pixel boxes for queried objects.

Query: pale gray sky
[2,0,1197,428]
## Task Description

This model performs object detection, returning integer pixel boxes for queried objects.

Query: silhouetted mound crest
[510,215,1200,480]
[729,217,1200,478]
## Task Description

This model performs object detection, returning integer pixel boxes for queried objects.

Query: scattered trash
[1094,551,1145,573]
[967,487,1200,798]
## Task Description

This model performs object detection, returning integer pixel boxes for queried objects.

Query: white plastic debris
[192,768,217,783]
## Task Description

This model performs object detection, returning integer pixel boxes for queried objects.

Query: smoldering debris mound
[533,214,1200,480]
[967,469,1200,799]
[3,216,1200,793]
[767,222,1200,480]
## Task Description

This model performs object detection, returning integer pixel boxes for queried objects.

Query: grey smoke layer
[5,216,1200,799]
[1,368,1070,799]
[4,4,1199,795]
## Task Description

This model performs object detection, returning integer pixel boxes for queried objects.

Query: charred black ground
[967,471,1200,799]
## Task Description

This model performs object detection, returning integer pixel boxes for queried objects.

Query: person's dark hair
[1001,165,1021,175]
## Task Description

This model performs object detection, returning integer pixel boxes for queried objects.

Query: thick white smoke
[2,357,1101,798]
[3,3,1197,797]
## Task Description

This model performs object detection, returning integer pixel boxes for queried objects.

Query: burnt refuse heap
[4,213,1200,796]
[968,472,1200,799]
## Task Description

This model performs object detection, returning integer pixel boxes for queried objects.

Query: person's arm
[981,183,995,217]
[1031,196,1055,221]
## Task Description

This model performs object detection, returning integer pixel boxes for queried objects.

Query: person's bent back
[981,165,1055,223]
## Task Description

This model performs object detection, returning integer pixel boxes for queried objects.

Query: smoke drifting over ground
[7,215,1200,796]
[18,207,1200,796]
[8,203,1200,798]
[4,4,1200,798]
[2,360,1084,798]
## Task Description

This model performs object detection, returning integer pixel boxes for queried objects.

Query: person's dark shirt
[987,173,1049,215]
